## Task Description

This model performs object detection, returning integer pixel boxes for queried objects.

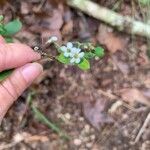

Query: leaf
[5,36,13,43]
[78,58,90,70]
[85,52,95,59]
[83,99,113,130]
[97,25,127,53]
[31,105,69,140]
[94,47,104,57]
[119,88,150,106]
[0,15,4,22]
[0,69,13,82]
[0,24,7,35]
[4,19,22,35]
[139,0,150,5]
[56,53,70,64]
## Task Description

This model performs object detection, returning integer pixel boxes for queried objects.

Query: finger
[0,43,41,72]
[0,36,5,44]
[0,63,43,121]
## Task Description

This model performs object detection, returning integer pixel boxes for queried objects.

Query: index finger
[0,43,41,72]
[0,36,5,44]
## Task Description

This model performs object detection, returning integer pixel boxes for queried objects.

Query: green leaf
[78,58,90,70]
[94,47,105,57]
[31,105,70,140]
[0,15,4,22]
[5,36,13,43]
[0,24,7,35]
[0,69,13,82]
[85,52,95,59]
[147,49,150,58]
[139,0,150,5]
[4,19,22,35]
[56,53,70,64]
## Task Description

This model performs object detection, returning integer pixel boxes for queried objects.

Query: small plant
[33,36,105,71]
[0,15,22,42]
[0,15,105,81]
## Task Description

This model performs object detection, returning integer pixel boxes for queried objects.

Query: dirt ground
[0,0,150,150]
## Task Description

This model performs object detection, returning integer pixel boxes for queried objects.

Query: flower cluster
[60,42,84,64]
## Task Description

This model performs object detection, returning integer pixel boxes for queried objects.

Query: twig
[0,134,48,150]
[133,112,150,143]
[97,89,136,111]
[67,0,150,38]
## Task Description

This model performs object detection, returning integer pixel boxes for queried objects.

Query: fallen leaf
[62,20,73,36]
[41,9,63,30]
[119,88,150,106]
[83,98,113,130]
[112,54,130,75]
[21,2,30,15]
[97,25,127,53]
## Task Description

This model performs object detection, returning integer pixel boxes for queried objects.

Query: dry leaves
[97,25,127,53]
[119,88,150,106]
[83,98,113,130]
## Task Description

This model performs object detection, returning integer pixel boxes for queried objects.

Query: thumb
[0,63,43,120]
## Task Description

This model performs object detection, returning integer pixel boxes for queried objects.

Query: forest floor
[0,0,150,150]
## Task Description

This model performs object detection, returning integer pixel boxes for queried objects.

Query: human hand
[0,36,43,121]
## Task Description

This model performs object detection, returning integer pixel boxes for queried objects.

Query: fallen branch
[68,0,150,38]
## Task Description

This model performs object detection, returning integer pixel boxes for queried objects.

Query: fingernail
[21,63,43,83]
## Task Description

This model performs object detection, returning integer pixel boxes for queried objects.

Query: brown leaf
[112,54,130,75]
[97,25,127,53]
[21,2,30,15]
[119,88,150,106]
[43,9,63,30]
[83,98,113,130]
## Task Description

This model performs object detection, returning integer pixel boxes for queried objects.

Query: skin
[0,36,43,122]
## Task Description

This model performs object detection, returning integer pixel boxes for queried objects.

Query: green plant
[0,15,22,42]
[0,15,105,82]
[139,0,150,5]
[34,37,105,71]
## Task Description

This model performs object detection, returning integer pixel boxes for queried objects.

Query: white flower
[70,48,84,64]
[60,42,73,57]
[46,36,58,44]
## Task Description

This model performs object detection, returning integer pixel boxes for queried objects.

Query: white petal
[67,42,73,49]
[70,58,75,63]
[71,47,78,54]
[64,52,70,57]
[79,52,84,58]
[60,46,67,52]
[76,48,81,53]
[70,52,75,57]
[75,58,81,64]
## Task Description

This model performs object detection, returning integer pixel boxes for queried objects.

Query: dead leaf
[42,9,63,30]
[83,98,113,130]
[62,20,73,36]
[119,88,150,106]
[112,54,130,75]
[21,2,30,15]
[97,25,127,53]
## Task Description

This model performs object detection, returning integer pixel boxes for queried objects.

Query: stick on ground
[68,0,150,38]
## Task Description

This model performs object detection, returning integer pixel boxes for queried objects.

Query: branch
[67,0,150,38]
